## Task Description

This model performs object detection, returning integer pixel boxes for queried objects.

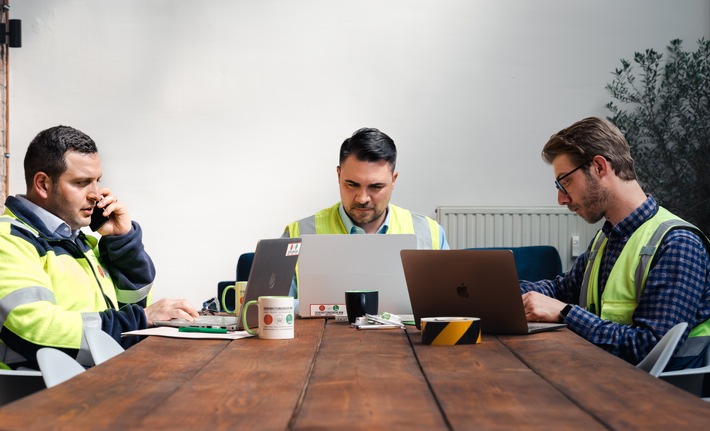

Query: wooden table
[1,319,709,430]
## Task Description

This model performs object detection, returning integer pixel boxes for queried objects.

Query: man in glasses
[521,117,710,371]
[0,126,199,370]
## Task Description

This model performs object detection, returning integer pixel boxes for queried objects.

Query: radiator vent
[436,206,603,271]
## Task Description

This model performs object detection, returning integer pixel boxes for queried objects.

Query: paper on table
[122,326,254,340]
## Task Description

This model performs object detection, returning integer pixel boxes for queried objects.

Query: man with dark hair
[283,127,449,298]
[0,125,198,369]
[522,117,710,370]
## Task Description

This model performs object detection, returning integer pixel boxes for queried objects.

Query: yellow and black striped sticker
[421,317,481,345]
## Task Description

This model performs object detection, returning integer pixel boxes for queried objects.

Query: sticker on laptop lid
[309,304,346,317]
[286,242,301,256]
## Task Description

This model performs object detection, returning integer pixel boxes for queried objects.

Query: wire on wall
[1,1,9,204]
[0,0,20,205]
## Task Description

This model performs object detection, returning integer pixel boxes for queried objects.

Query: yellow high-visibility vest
[581,207,710,338]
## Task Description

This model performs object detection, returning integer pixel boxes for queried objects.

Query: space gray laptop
[155,237,301,331]
[400,249,566,335]
[297,234,417,318]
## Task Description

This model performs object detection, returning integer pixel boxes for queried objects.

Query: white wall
[8,0,710,306]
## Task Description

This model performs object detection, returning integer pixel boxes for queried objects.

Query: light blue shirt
[16,195,80,240]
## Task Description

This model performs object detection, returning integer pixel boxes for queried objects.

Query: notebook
[400,249,566,334]
[297,234,417,318]
[155,237,302,331]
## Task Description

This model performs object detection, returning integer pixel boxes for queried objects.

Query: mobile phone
[90,206,110,231]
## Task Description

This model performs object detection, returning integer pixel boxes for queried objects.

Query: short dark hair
[24,125,98,189]
[542,117,636,181]
[339,127,397,172]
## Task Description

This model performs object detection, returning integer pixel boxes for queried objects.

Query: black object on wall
[0,19,21,48]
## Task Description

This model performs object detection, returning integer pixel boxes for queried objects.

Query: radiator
[436,206,604,271]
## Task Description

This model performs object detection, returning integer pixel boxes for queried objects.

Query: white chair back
[85,328,125,365]
[636,322,688,377]
[36,348,85,388]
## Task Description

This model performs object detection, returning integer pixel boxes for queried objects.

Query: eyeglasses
[201,297,220,315]
[554,162,589,195]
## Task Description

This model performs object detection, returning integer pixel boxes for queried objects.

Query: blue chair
[217,252,255,312]
[236,252,255,281]
[466,245,563,281]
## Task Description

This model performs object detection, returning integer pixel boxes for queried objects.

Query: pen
[356,324,401,330]
[178,327,228,334]
[365,314,406,329]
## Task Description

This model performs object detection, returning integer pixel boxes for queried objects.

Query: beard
[570,176,609,224]
[46,193,87,231]
[346,203,386,227]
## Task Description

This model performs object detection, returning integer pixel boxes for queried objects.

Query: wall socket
[571,235,581,257]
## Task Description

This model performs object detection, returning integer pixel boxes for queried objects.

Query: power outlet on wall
[571,235,581,258]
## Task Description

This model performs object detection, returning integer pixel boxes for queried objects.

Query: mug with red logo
[241,296,294,339]
[221,281,247,315]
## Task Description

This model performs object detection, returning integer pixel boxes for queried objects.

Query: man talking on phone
[0,125,199,369]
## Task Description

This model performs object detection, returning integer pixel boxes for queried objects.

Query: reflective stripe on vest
[0,287,99,366]
[0,286,56,328]
[0,215,40,237]
[116,283,152,304]
[78,312,102,366]
[581,208,710,337]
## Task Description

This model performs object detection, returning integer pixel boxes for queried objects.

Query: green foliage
[606,38,710,234]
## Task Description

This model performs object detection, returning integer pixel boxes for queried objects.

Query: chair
[658,337,710,399]
[636,322,688,377]
[36,348,86,388]
[85,328,125,365]
[236,252,255,281]
[217,252,255,311]
[467,246,563,281]
[0,368,45,406]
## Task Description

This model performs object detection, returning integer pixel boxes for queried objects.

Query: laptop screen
[297,234,417,318]
[154,237,301,331]
[400,249,564,334]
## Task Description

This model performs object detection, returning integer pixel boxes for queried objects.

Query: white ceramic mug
[241,296,294,339]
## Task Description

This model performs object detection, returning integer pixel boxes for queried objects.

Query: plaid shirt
[521,196,710,365]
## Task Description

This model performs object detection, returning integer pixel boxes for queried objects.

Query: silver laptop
[155,238,301,331]
[297,234,417,318]
[400,249,566,335]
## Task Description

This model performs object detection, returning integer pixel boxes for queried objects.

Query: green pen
[178,326,228,334]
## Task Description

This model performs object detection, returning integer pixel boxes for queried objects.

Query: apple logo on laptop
[456,283,469,298]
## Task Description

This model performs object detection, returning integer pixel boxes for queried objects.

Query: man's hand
[144,298,200,326]
[94,187,132,236]
[522,291,567,323]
